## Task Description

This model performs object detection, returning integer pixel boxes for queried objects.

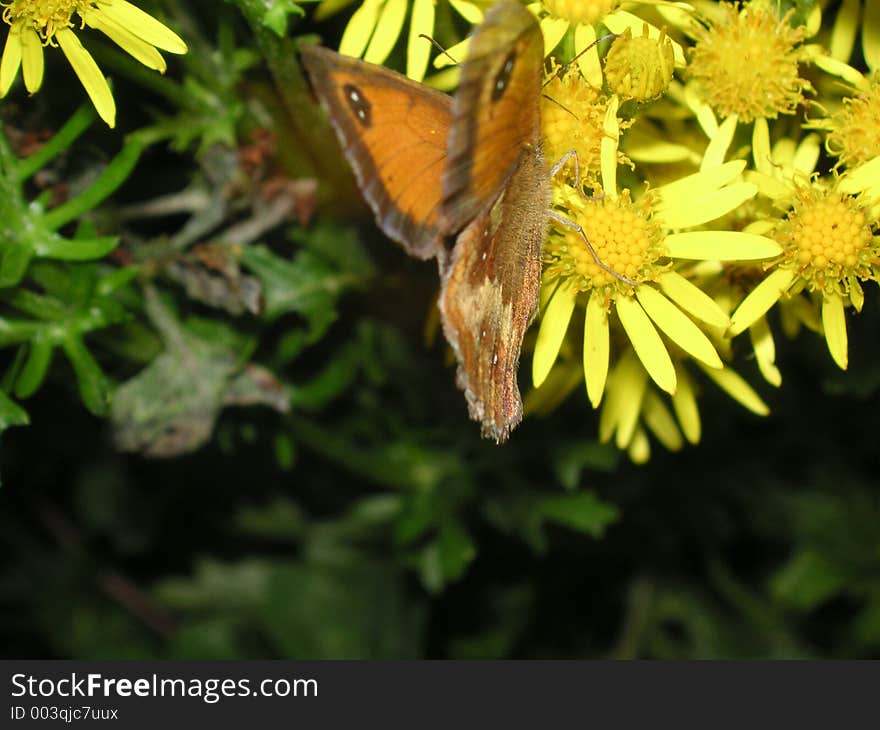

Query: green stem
[16,105,96,183]
[42,137,145,232]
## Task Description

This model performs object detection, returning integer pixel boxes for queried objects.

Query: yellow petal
[532,282,576,387]
[864,1,880,72]
[449,0,483,24]
[643,390,683,451]
[701,114,737,170]
[84,9,166,72]
[792,133,821,176]
[808,50,866,89]
[0,21,22,96]
[636,285,722,369]
[434,38,469,69]
[340,0,383,58]
[56,29,116,128]
[98,0,187,53]
[20,26,44,93]
[658,183,757,229]
[700,364,769,416]
[745,170,792,201]
[584,291,609,408]
[616,295,676,394]
[657,160,745,204]
[665,231,782,261]
[573,22,601,88]
[838,157,880,198]
[364,0,407,64]
[749,316,781,387]
[822,293,848,370]
[752,117,772,175]
[600,95,620,198]
[613,350,648,448]
[729,267,795,335]
[672,367,700,443]
[657,271,729,328]
[406,0,434,81]
[829,0,859,62]
[541,16,569,57]
[628,427,651,464]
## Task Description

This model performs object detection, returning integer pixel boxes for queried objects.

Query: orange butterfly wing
[441,2,545,234]
[302,46,453,260]
[439,2,550,442]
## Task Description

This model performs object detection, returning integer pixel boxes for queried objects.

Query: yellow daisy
[531,92,782,408]
[0,0,187,128]
[729,155,880,371]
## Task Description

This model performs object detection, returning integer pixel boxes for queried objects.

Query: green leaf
[0,243,32,288]
[770,548,848,611]
[553,440,620,489]
[261,0,305,36]
[34,236,119,261]
[14,336,54,398]
[62,334,111,416]
[42,138,144,231]
[537,491,620,538]
[0,389,29,430]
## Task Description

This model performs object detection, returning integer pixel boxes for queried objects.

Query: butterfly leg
[547,209,637,287]
[548,150,637,287]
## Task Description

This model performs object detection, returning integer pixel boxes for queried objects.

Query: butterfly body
[302,2,548,442]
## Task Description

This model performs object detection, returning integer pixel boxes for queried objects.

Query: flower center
[541,65,607,187]
[545,185,663,294]
[824,75,880,169]
[2,0,88,40]
[604,26,675,102]
[542,0,618,26]
[778,188,878,295]
[687,1,810,123]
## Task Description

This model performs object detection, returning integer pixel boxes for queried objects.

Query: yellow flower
[536,0,687,88]
[0,0,187,128]
[686,1,813,124]
[815,73,880,170]
[531,92,782,410]
[730,155,880,370]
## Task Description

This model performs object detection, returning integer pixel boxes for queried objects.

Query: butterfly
[302,1,549,443]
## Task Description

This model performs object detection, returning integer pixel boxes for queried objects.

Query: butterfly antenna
[542,33,617,89]
[541,94,579,120]
[418,34,459,66]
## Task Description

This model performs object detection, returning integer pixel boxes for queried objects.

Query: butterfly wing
[302,46,453,260]
[441,2,545,234]
[440,148,550,442]
[438,2,550,442]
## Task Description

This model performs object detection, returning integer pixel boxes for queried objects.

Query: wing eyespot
[343,83,372,127]
[491,50,517,102]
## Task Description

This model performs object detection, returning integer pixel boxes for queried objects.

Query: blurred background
[1,0,879,659]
